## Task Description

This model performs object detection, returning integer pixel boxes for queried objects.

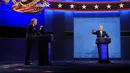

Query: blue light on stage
[74,11,120,17]
[53,10,69,12]
[48,43,51,61]
[101,44,107,60]
[74,11,119,13]
[44,10,54,31]
[0,10,43,27]
[120,10,130,15]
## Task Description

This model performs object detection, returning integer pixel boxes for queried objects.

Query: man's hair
[100,25,103,27]
[30,18,37,24]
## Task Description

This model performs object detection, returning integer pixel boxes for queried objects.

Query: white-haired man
[92,25,109,60]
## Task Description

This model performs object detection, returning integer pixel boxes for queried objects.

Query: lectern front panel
[101,44,108,60]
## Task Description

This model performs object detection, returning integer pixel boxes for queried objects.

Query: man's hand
[92,28,94,32]
[39,25,43,30]
[40,25,43,28]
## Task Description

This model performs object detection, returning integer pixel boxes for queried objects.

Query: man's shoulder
[103,30,106,32]
[28,24,33,27]
[97,30,100,32]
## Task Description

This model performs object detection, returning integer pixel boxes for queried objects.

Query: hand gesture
[39,25,43,30]
[92,28,94,32]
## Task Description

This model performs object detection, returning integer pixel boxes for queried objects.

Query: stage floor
[0,60,130,73]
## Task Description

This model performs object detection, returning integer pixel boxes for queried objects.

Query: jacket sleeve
[36,28,43,36]
[92,30,97,35]
[105,31,109,37]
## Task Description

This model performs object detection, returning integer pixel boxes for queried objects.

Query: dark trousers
[25,38,34,64]
[97,44,101,60]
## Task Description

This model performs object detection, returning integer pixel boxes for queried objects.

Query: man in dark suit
[36,25,44,36]
[92,25,109,60]
[25,18,43,65]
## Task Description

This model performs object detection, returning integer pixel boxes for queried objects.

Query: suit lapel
[98,30,101,37]
[102,31,104,37]
[99,30,104,37]
[31,24,35,31]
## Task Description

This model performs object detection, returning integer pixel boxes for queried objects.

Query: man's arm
[28,24,35,33]
[105,31,109,37]
[36,28,43,36]
[36,25,44,36]
[26,24,35,38]
[92,29,97,34]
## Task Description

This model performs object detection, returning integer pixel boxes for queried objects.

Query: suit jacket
[26,24,43,39]
[36,28,44,36]
[92,30,109,38]
[26,24,36,39]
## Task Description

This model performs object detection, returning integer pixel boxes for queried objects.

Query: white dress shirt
[100,30,102,37]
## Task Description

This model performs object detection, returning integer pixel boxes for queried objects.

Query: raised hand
[39,25,43,30]
[92,28,94,32]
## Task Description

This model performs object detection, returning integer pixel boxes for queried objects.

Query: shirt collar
[32,24,35,26]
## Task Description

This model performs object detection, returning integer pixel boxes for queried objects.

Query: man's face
[33,20,37,26]
[99,26,103,31]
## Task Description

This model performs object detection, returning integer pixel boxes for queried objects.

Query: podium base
[98,60,111,64]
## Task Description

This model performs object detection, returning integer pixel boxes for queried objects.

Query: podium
[96,37,111,63]
[34,35,53,66]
